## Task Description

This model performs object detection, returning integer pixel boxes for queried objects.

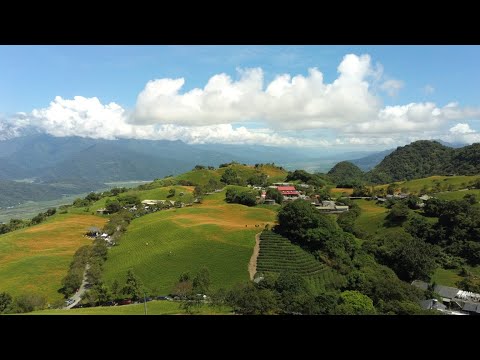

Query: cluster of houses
[252,182,349,213]
[96,198,195,215]
[359,193,433,208]
[86,226,116,246]
[412,280,480,315]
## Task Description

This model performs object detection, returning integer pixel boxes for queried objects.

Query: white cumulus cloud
[132,54,381,130]
[443,123,480,144]
[450,123,475,134]
[3,53,480,148]
[18,96,315,146]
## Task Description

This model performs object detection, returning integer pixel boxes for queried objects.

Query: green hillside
[256,231,346,294]
[0,214,107,303]
[101,189,277,295]
[78,185,195,214]
[175,169,222,186]
[374,175,480,194]
[368,140,454,184]
[447,143,480,175]
[175,163,287,186]
[327,161,364,187]
[367,141,480,184]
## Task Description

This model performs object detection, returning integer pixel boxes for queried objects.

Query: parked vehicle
[118,299,132,305]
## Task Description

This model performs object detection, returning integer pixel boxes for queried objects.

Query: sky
[1,45,480,151]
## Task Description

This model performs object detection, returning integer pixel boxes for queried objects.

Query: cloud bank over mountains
[1,54,479,147]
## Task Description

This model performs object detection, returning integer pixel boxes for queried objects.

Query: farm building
[277,186,300,199]
[141,199,162,206]
[314,200,349,213]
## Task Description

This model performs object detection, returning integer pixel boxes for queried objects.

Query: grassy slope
[354,199,388,236]
[175,169,222,186]
[102,189,277,295]
[175,164,287,186]
[0,214,107,303]
[435,189,480,201]
[68,185,195,214]
[330,187,353,197]
[375,175,480,193]
[30,301,232,315]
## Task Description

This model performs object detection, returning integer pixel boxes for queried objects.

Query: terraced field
[0,214,107,303]
[102,188,277,295]
[256,231,345,294]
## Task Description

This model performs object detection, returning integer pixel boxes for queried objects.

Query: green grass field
[431,268,462,287]
[102,188,277,295]
[375,175,480,194]
[175,164,287,186]
[354,199,388,236]
[67,185,195,215]
[29,300,232,315]
[431,265,480,289]
[0,214,107,303]
[435,189,480,201]
[175,169,222,186]
[353,199,409,238]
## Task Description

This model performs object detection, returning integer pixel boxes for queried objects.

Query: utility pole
[143,291,147,315]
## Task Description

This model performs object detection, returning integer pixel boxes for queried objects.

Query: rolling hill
[327,161,364,187]
[366,141,480,184]
[101,189,278,294]
[0,213,107,303]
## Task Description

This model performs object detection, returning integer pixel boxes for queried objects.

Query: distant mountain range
[349,149,395,171]
[0,134,335,207]
[0,134,477,207]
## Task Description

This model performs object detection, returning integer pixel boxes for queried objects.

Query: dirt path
[65,263,90,309]
[248,232,261,280]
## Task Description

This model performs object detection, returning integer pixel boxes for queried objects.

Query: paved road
[64,263,90,309]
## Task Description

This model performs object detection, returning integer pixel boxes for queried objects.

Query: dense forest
[367,141,480,184]
[327,161,365,187]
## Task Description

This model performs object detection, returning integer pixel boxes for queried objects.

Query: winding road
[64,263,90,309]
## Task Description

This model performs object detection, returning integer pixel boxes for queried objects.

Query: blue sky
[1,45,479,149]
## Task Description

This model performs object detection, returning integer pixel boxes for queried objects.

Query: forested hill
[327,161,364,187]
[447,143,480,175]
[367,140,480,184]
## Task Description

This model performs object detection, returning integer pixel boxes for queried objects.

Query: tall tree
[122,270,144,301]
[334,290,376,315]
[266,188,283,204]
[0,292,13,314]
[193,267,211,295]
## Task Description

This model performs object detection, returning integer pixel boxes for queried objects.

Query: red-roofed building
[277,186,300,199]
